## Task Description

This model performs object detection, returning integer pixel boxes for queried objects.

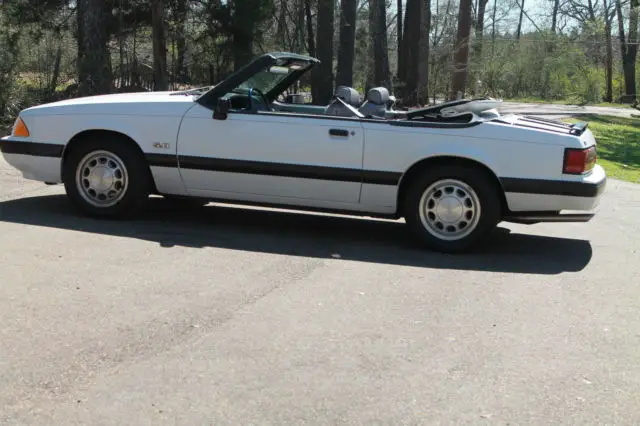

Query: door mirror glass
[213,98,230,120]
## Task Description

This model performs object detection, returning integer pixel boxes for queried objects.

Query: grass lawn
[564,114,640,184]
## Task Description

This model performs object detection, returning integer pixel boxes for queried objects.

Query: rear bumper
[501,165,606,198]
[501,165,607,213]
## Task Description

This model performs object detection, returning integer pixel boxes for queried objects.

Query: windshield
[195,54,316,107]
[235,65,295,94]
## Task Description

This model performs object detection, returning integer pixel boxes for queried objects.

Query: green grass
[564,114,640,183]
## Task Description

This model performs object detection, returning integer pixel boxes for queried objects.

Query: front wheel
[62,137,152,218]
[402,165,502,253]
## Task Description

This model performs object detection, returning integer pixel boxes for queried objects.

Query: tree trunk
[174,0,188,84]
[627,0,639,101]
[491,0,497,56]
[336,0,358,87]
[304,0,316,57]
[312,0,335,104]
[76,0,85,76]
[297,0,306,51]
[622,58,636,101]
[232,0,256,70]
[417,0,431,104]
[401,0,421,104]
[542,0,559,98]
[616,0,639,102]
[152,0,169,91]
[516,0,525,40]
[370,0,390,88]
[276,0,288,43]
[450,0,472,99]
[551,0,560,33]
[604,3,613,102]
[77,0,112,96]
[117,0,125,90]
[49,44,63,98]
[474,0,488,57]
[397,0,403,79]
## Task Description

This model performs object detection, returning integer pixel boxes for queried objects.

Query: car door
[176,103,365,204]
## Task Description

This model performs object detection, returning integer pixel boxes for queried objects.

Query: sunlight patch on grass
[564,114,640,183]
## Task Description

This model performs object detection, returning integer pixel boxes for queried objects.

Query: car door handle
[329,128,349,137]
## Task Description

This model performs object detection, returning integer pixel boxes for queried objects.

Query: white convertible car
[1,52,606,252]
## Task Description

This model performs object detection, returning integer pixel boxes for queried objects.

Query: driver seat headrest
[335,86,361,107]
[366,87,390,105]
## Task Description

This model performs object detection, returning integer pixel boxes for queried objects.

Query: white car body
[0,52,606,252]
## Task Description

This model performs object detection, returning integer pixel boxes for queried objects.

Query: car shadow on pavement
[0,195,594,275]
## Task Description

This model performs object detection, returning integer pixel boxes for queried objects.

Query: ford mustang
[0,52,606,252]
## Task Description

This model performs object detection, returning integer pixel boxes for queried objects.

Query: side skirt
[503,211,595,224]
[156,192,402,220]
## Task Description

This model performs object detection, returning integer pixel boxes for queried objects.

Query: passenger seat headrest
[335,86,361,106]
[366,87,390,105]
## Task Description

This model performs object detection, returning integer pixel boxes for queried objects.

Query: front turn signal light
[12,117,30,137]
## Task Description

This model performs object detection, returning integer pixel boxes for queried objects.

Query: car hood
[22,91,199,117]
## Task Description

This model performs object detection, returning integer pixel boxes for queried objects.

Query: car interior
[222,84,501,126]
[196,53,502,126]
[216,70,500,125]
[270,86,501,124]
[270,86,403,119]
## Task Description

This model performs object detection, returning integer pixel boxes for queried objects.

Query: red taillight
[563,146,597,174]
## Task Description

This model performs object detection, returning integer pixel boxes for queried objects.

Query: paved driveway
[1,157,639,425]
[498,102,638,119]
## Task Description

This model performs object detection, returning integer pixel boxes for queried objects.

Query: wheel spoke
[75,150,129,208]
[418,179,482,242]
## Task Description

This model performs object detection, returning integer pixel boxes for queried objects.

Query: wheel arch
[396,155,508,217]
[61,129,157,192]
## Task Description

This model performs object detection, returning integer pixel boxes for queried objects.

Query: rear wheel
[402,165,502,253]
[62,136,152,218]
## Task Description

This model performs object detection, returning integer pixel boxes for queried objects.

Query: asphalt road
[1,154,640,425]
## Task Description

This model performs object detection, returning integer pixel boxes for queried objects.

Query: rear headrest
[335,86,361,106]
[367,87,390,105]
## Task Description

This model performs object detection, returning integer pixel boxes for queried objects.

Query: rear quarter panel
[359,120,571,210]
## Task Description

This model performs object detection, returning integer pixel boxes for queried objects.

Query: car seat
[358,87,390,118]
[325,86,362,117]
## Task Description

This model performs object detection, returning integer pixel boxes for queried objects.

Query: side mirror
[213,98,229,120]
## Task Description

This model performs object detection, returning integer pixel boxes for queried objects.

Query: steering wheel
[248,88,269,112]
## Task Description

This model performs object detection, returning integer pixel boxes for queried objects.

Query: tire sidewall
[403,165,501,252]
[63,137,151,218]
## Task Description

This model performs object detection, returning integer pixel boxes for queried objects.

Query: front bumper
[0,136,64,182]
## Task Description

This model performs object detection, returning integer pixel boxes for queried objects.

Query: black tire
[402,165,502,253]
[62,135,152,218]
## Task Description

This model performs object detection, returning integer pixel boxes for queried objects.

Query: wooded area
[1,0,639,123]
